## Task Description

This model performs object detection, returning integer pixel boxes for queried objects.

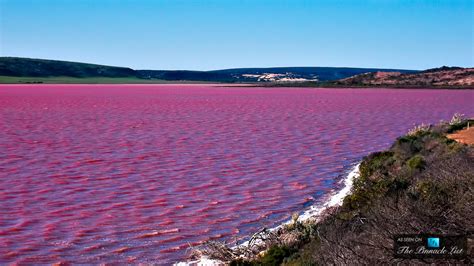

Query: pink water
[0,85,472,264]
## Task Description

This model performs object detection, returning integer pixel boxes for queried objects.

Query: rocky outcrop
[335,67,474,87]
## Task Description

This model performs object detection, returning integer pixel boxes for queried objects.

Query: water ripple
[0,85,473,264]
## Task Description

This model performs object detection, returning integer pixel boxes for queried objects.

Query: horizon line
[0,56,437,72]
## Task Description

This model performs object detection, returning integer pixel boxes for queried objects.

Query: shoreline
[184,115,473,265]
[178,163,361,265]
[1,82,473,90]
[1,83,473,91]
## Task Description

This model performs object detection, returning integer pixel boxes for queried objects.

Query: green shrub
[279,117,473,265]
[407,155,425,170]
[359,151,395,178]
[415,180,454,207]
[447,119,473,133]
[259,246,293,266]
[394,134,426,157]
[230,259,254,266]
[337,210,357,220]
[343,192,366,210]
[389,176,411,191]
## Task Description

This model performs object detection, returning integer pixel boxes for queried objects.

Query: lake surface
[0,85,472,264]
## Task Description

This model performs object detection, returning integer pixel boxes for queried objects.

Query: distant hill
[210,67,416,82]
[334,66,474,87]
[136,70,234,82]
[0,57,136,78]
[137,67,416,83]
[0,57,417,83]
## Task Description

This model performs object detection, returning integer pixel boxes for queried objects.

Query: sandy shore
[448,126,474,145]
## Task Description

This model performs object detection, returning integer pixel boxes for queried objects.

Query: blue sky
[0,0,472,70]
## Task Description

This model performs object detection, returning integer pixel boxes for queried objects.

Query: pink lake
[0,84,473,264]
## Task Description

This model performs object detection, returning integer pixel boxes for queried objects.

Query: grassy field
[0,76,202,84]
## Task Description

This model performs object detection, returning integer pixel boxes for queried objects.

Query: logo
[427,237,440,248]
[394,234,467,259]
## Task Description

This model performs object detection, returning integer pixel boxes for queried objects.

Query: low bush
[448,119,473,133]
[406,154,425,170]
[284,119,473,265]
[358,151,394,178]
[260,246,294,266]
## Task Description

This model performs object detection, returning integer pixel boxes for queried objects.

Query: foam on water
[178,163,359,265]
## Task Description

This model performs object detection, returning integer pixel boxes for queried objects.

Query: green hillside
[0,57,418,84]
[0,57,136,78]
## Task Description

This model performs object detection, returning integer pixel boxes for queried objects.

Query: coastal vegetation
[0,57,136,78]
[0,57,416,84]
[264,67,474,89]
[332,66,474,88]
[2,57,472,87]
[0,76,167,84]
[192,114,474,265]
